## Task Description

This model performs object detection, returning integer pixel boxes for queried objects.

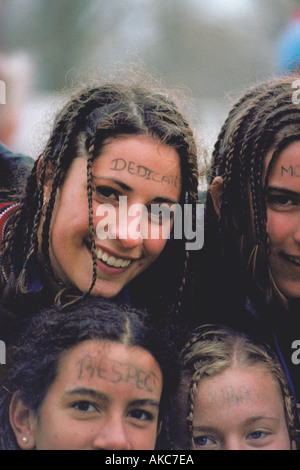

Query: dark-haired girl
[0,79,201,334]
[0,297,178,450]
[202,75,300,403]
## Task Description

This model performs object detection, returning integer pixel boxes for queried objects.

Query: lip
[84,241,142,276]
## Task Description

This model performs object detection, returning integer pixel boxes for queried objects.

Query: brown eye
[94,186,119,200]
[71,401,98,413]
[267,194,295,207]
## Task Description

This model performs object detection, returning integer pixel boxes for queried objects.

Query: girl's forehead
[264,141,300,181]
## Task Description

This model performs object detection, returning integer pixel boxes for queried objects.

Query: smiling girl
[0,77,201,333]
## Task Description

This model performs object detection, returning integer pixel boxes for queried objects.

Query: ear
[210,176,224,219]
[36,156,55,199]
[9,392,36,450]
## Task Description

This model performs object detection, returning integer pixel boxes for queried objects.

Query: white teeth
[114,259,123,268]
[95,248,131,268]
[107,256,116,266]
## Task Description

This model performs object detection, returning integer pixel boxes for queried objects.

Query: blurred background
[1,0,300,160]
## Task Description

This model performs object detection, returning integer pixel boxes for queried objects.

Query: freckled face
[264,141,300,299]
[191,367,291,450]
[42,135,181,298]
[29,340,163,450]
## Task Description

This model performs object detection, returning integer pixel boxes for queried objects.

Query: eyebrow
[64,388,160,408]
[92,175,132,192]
[64,387,109,403]
[127,399,160,409]
[92,175,179,205]
[266,186,300,198]
[242,416,279,426]
[193,416,279,434]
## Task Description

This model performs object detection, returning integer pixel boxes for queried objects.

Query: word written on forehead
[281,166,300,177]
[0,81,5,105]
[0,340,5,365]
[110,158,181,188]
[76,355,159,394]
[96,197,204,251]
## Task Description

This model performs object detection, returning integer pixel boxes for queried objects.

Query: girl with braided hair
[0,76,201,336]
[171,324,299,450]
[199,75,300,404]
[0,297,178,450]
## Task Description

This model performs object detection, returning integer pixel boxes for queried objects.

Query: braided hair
[206,75,300,307]
[1,79,200,323]
[0,297,178,450]
[171,324,299,450]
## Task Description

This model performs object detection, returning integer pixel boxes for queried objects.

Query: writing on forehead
[110,158,181,188]
[281,166,300,177]
[206,386,265,410]
[76,355,159,393]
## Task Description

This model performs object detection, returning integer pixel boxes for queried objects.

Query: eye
[266,194,296,208]
[193,435,216,447]
[71,400,98,413]
[149,204,174,225]
[128,408,154,422]
[93,185,120,201]
[247,430,269,440]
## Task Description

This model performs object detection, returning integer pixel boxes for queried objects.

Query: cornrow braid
[85,143,97,296]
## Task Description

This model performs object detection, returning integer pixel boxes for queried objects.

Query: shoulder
[0,142,34,191]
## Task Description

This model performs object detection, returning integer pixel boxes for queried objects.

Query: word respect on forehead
[76,355,159,394]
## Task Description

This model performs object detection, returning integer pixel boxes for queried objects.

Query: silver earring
[22,436,28,443]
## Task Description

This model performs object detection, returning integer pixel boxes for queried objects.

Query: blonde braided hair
[178,324,298,450]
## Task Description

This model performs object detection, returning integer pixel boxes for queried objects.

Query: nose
[223,436,247,451]
[110,201,147,249]
[294,223,300,245]
[91,418,132,450]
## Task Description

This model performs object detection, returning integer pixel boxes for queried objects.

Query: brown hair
[206,75,300,305]
[1,76,201,323]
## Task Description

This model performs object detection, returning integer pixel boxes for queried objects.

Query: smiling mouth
[95,247,132,269]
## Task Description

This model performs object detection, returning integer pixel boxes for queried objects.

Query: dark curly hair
[0,297,178,450]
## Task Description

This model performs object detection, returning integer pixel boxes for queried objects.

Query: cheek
[50,195,90,245]
[144,238,168,260]
[267,211,290,247]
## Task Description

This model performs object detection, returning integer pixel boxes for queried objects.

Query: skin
[191,366,291,450]
[41,135,181,298]
[264,140,300,299]
[11,340,163,450]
